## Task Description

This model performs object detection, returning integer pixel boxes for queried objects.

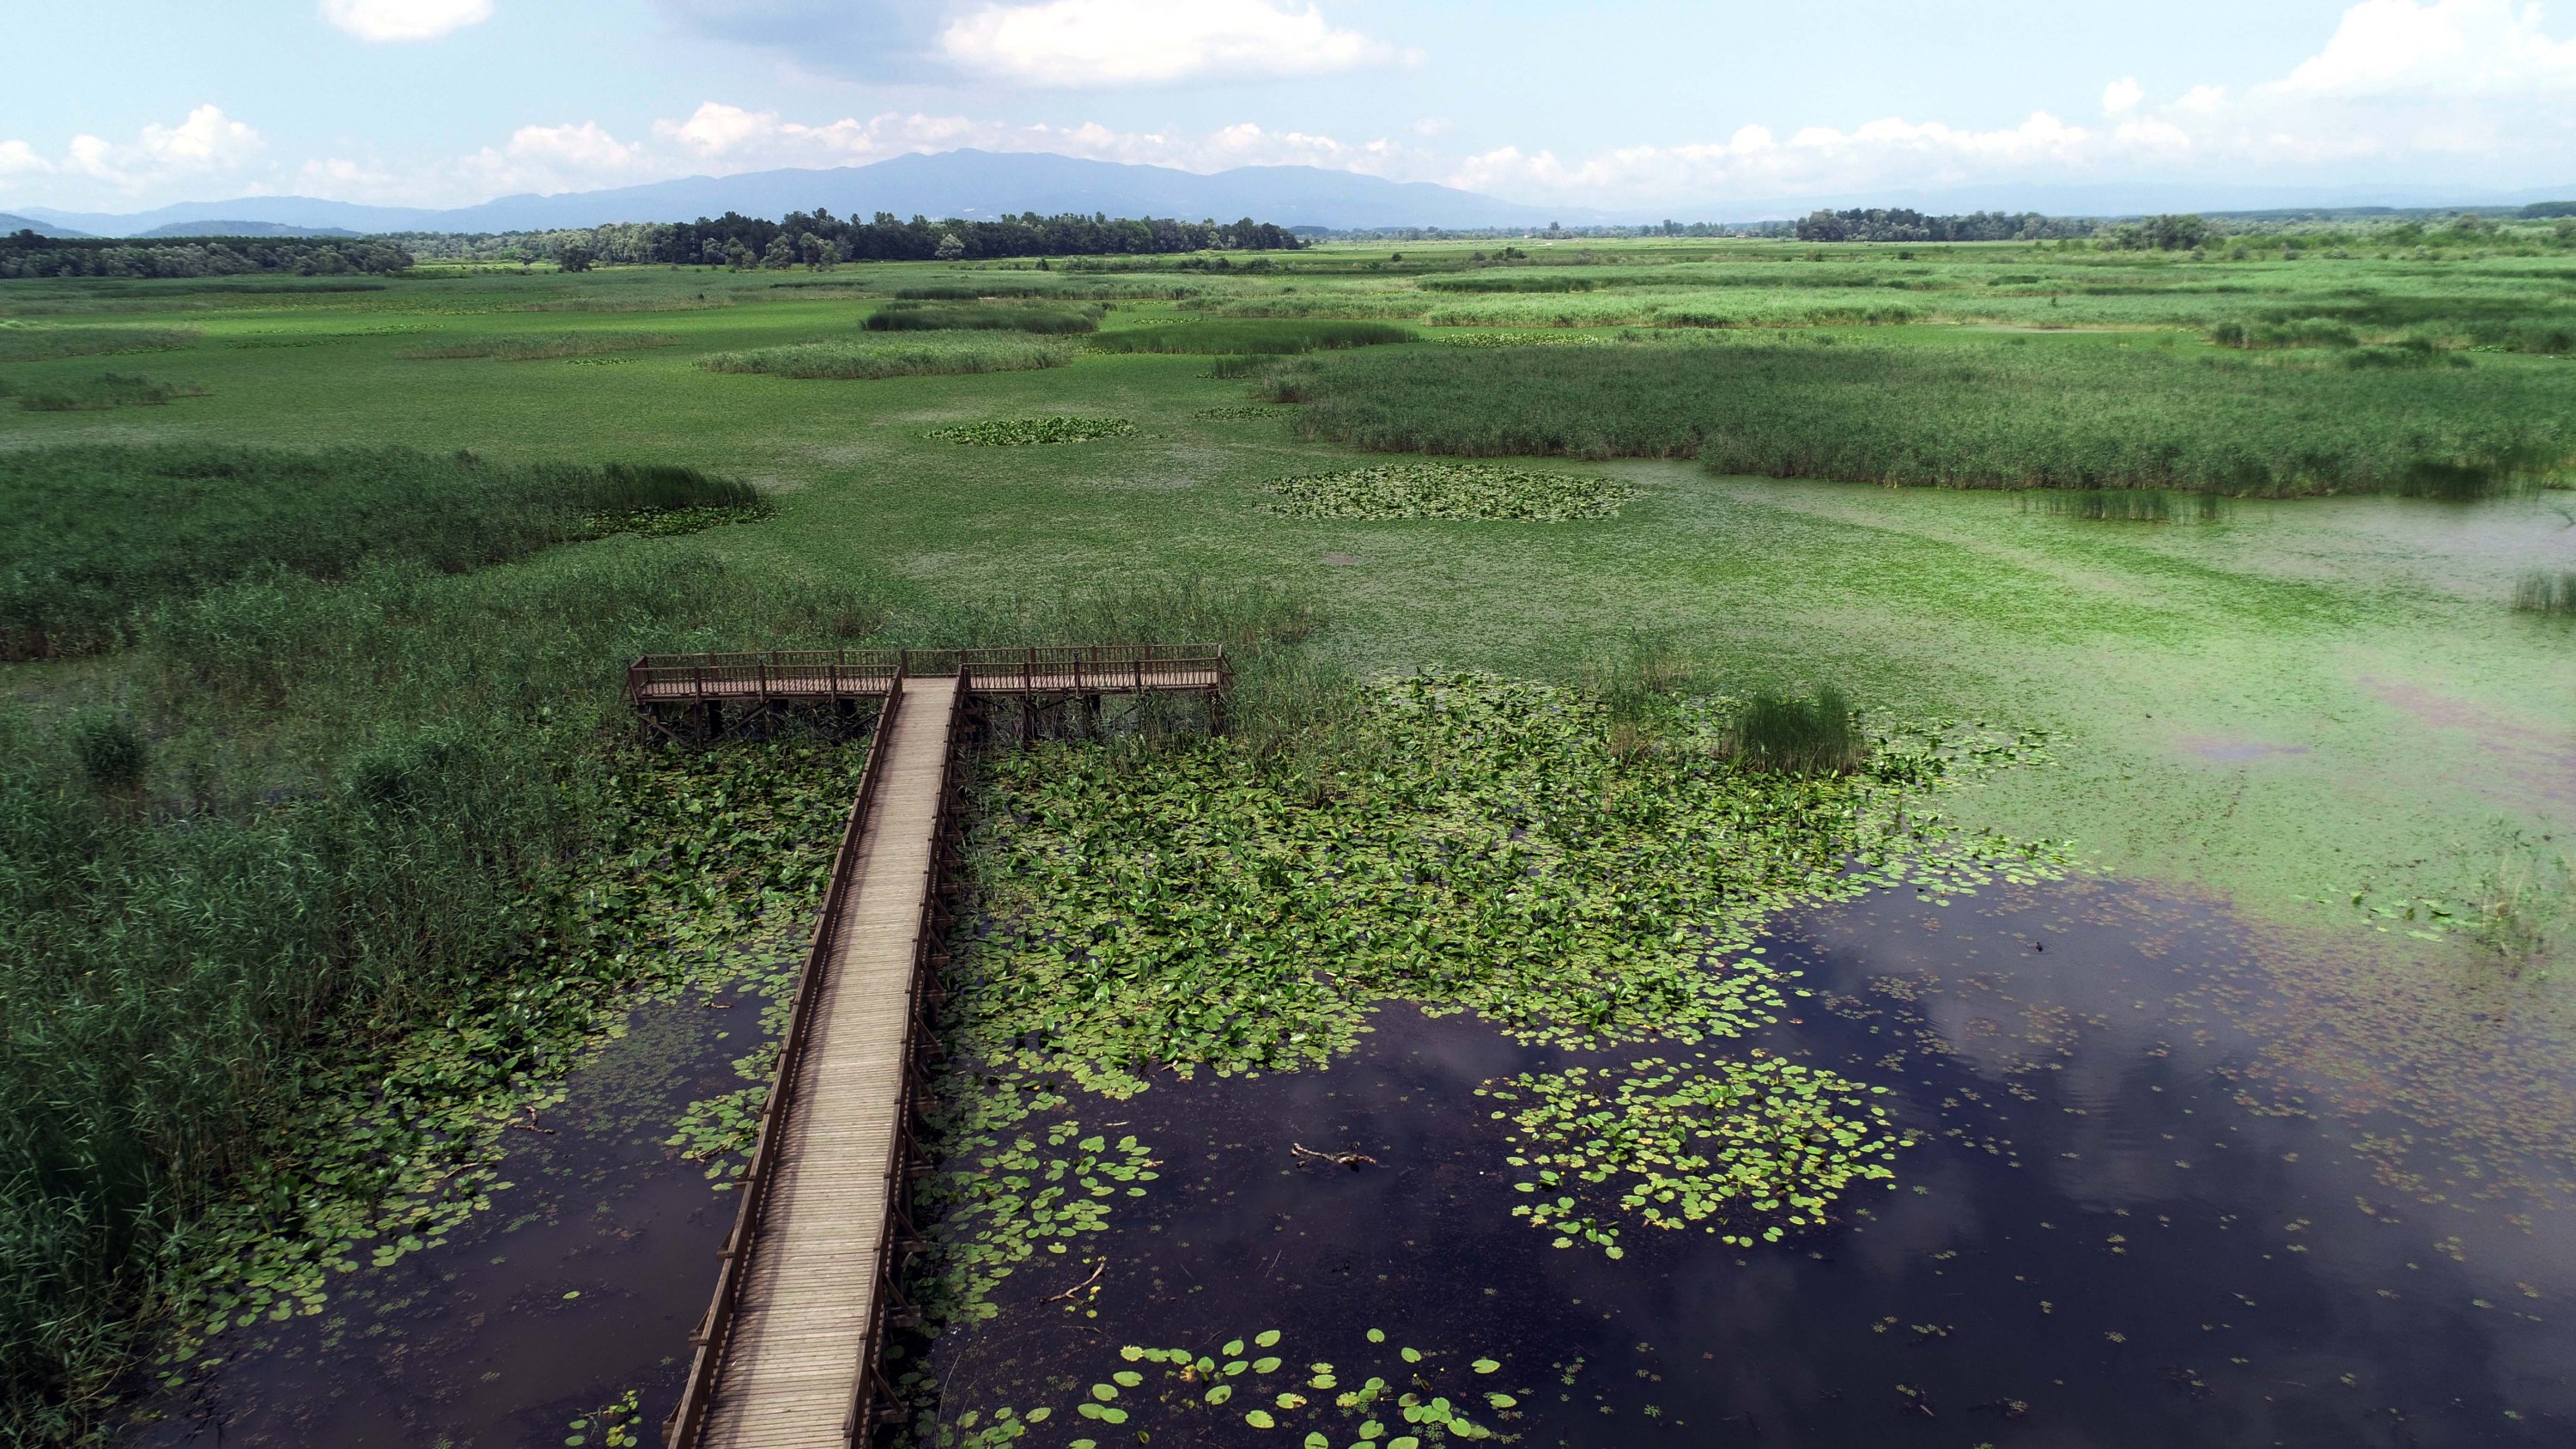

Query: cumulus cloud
[321,0,494,41]
[937,0,1387,85]
[451,120,655,196]
[1452,0,2576,204]
[0,106,267,193]
[660,0,1388,86]
[2270,0,2576,96]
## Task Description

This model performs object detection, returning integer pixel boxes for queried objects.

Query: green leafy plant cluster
[699,332,1075,380]
[1480,1051,1905,1256]
[925,1327,1516,1448]
[1261,463,1640,521]
[927,415,1137,446]
[906,1075,1157,1324]
[951,674,2066,1100]
[1194,403,1295,420]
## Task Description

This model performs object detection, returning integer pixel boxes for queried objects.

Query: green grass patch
[396,332,678,361]
[0,445,766,658]
[1269,335,2572,495]
[12,371,207,411]
[699,332,1075,380]
[1088,319,1414,356]
[1262,462,1640,521]
[866,301,1103,334]
[927,415,1137,446]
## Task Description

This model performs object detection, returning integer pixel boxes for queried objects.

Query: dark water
[128,990,758,1448]
[123,880,2576,1448]
[927,879,2576,1447]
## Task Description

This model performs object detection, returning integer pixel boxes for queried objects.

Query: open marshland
[2,236,2573,1447]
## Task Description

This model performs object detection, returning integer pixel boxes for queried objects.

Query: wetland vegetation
[2,225,2572,1447]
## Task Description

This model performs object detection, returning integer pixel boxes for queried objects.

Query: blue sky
[8,0,2576,214]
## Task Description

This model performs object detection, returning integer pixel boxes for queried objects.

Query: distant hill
[131,220,362,239]
[14,150,1613,236]
[0,212,90,238]
[16,151,2576,238]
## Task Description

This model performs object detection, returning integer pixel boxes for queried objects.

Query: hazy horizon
[11,1,2576,219]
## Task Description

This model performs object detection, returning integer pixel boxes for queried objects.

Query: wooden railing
[628,643,1228,707]
[664,683,903,1449]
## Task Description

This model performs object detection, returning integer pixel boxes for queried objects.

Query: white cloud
[647,99,1403,177]
[451,121,655,197]
[2102,76,2144,113]
[9,106,267,192]
[2270,0,2576,96]
[0,139,52,178]
[320,0,494,42]
[937,0,1388,85]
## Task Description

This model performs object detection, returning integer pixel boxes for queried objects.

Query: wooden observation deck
[655,644,1227,1449]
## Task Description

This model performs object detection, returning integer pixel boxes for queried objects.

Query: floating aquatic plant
[927,415,1136,446]
[1479,1051,1907,1255]
[1261,463,1640,522]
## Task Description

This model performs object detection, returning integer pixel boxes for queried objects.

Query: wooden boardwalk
[658,641,1228,1449]
[668,676,963,1449]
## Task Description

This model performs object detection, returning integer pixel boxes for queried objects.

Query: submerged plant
[1480,1051,1907,1255]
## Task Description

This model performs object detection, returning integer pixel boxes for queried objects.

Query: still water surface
[132,878,2575,1447]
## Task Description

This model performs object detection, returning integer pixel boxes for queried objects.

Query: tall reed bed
[699,332,1074,380]
[865,300,1102,334]
[1267,336,2571,496]
[0,542,888,1442]
[0,447,768,661]
[2514,571,2576,615]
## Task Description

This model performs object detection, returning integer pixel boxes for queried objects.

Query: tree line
[395,210,1305,269]
[1792,209,2094,243]
[0,234,416,280]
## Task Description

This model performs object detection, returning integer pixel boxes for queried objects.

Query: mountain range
[10,149,2576,238]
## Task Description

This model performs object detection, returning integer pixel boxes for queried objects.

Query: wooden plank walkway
[670,676,962,1449]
